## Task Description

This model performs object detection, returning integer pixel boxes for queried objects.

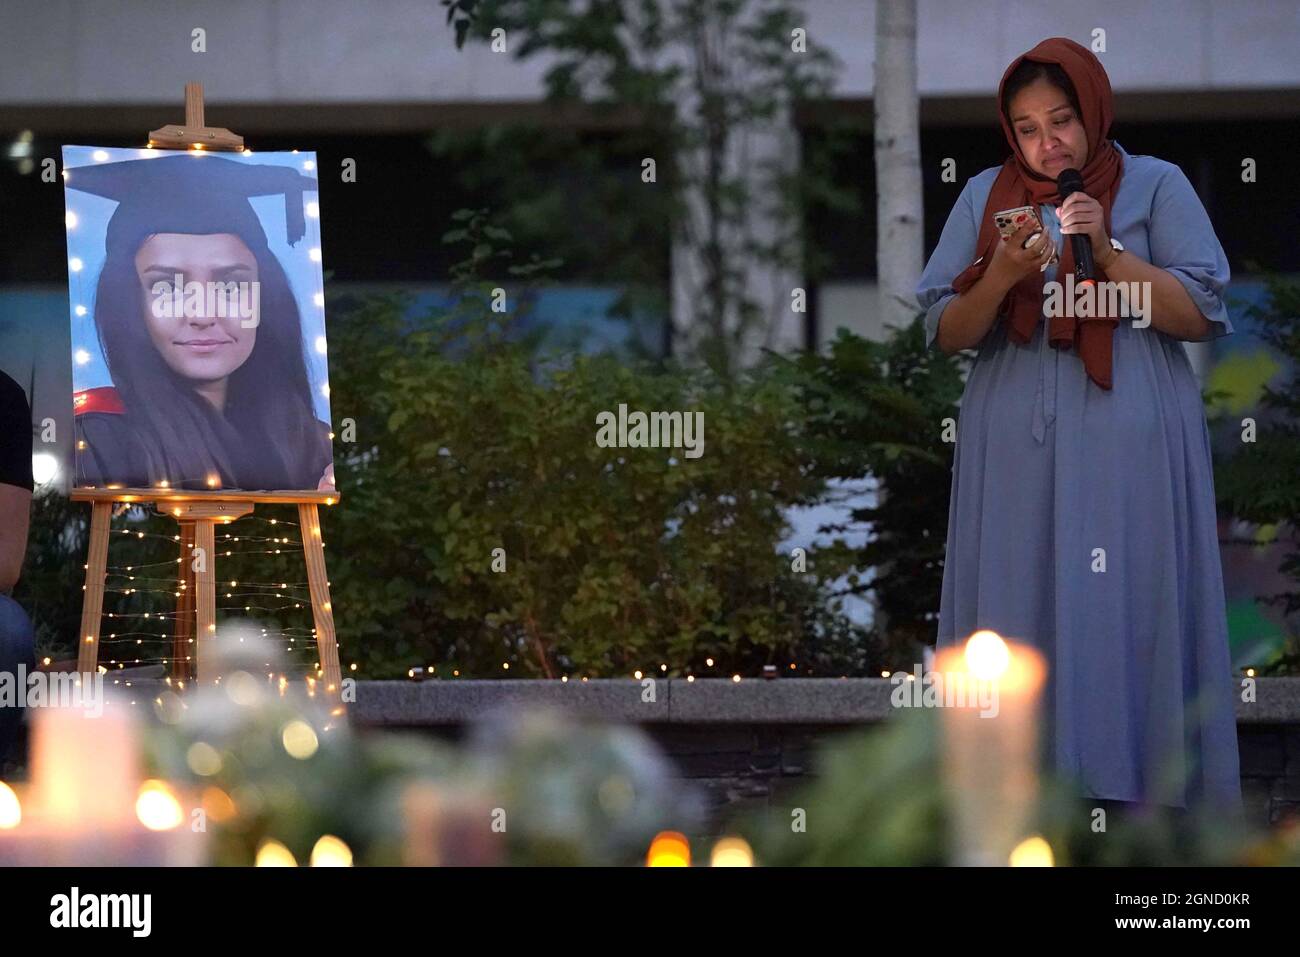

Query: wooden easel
[148,82,243,152]
[73,84,343,711]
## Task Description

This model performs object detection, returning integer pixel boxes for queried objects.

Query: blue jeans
[0,594,35,767]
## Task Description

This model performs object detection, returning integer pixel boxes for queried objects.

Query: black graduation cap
[64,153,318,251]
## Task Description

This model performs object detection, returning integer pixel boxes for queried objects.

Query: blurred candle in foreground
[255,839,298,867]
[136,780,184,831]
[401,782,500,866]
[647,831,690,867]
[0,783,20,829]
[310,834,353,867]
[710,836,754,867]
[1009,834,1055,867]
[31,703,139,829]
[935,630,1046,867]
[0,699,203,865]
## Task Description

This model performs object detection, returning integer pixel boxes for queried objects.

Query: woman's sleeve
[1147,165,1233,340]
[916,177,979,352]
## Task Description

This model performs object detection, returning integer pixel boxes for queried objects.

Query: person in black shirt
[0,369,35,767]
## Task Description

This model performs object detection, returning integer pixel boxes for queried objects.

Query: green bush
[319,285,869,677]
[1213,277,1300,673]
[762,319,968,666]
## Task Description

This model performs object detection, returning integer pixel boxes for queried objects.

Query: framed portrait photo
[62,145,334,493]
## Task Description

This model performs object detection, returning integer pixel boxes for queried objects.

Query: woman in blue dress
[916,37,1241,811]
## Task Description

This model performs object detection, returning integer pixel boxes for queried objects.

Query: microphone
[1056,168,1096,285]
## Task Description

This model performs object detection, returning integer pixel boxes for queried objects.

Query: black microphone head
[1057,168,1085,197]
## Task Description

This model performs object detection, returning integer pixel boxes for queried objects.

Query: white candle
[935,630,1047,866]
[0,699,205,865]
[30,702,139,830]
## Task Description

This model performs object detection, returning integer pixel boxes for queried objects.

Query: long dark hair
[1001,60,1083,126]
[92,231,322,489]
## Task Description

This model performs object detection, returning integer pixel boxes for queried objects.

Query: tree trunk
[873,0,923,335]
[871,1,923,643]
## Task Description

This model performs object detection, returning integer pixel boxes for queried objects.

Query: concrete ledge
[666,678,894,723]
[1236,676,1300,723]
[352,678,659,726]
[350,677,1300,726]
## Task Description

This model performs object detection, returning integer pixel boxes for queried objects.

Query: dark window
[802,117,1300,280]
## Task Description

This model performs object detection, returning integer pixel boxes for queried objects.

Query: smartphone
[994,205,1058,266]
[994,205,1039,239]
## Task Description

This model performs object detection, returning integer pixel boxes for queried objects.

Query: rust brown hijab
[951,37,1124,389]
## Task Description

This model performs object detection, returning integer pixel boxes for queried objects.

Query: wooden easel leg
[193,519,217,685]
[172,522,196,683]
[298,503,344,714]
[76,502,113,675]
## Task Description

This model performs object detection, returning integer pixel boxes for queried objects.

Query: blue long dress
[916,142,1241,810]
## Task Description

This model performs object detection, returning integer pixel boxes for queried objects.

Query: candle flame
[310,834,353,867]
[0,782,21,829]
[255,839,298,867]
[646,831,691,867]
[1009,835,1055,867]
[709,836,754,867]
[964,630,1011,681]
[136,780,184,831]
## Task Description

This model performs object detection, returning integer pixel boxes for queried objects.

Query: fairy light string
[81,507,343,684]
[83,506,809,686]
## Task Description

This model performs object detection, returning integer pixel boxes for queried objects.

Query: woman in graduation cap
[68,154,334,492]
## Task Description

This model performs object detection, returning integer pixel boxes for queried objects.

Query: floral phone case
[994,205,1059,266]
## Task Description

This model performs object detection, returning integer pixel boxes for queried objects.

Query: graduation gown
[74,386,332,491]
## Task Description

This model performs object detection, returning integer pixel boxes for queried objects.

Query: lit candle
[31,703,138,828]
[401,782,499,866]
[934,630,1047,867]
[0,700,204,865]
